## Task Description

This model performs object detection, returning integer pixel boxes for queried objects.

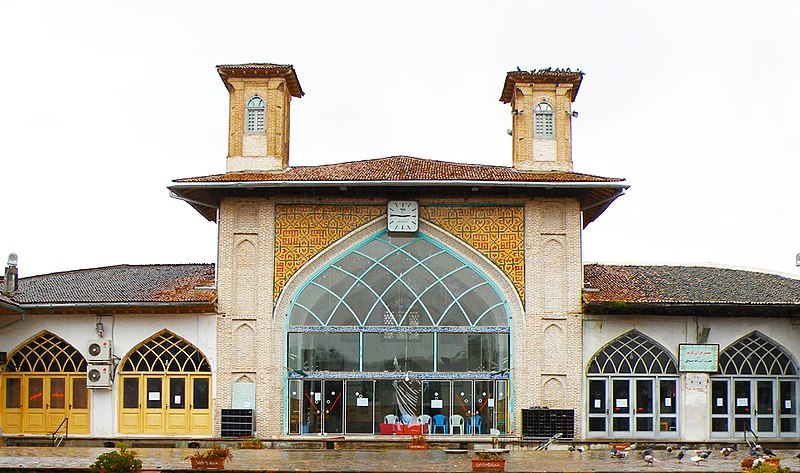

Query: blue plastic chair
[466,415,482,434]
[432,414,448,434]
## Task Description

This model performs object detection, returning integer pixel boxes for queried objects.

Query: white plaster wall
[583,313,800,441]
[0,312,216,437]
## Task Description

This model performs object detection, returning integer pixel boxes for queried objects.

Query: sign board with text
[679,344,719,372]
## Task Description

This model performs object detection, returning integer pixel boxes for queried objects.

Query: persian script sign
[679,344,719,372]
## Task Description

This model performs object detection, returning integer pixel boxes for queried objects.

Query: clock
[387,200,419,232]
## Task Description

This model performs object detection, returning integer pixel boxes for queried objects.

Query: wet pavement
[0,445,799,472]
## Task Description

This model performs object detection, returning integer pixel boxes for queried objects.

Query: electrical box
[87,363,112,388]
[87,339,112,362]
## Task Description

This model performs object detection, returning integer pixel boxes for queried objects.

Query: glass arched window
[586,330,679,438]
[5,332,86,373]
[246,96,265,132]
[534,102,554,137]
[287,232,510,375]
[711,332,798,438]
[121,331,210,373]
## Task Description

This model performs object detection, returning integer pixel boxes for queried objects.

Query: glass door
[734,380,752,433]
[472,380,493,435]
[24,377,45,432]
[779,380,797,434]
[755,380,776,435]
[611,379,632,436]
[634,379,655,437]
[166,376,187,433]
[422,380,451,435]
[143,376,164,434]
[300,380,343,434]
[658,379,678,436]
[587,379,607,436]
[345,380,373,434]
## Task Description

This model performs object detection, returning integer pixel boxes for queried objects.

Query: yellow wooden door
[166,376,188,433]
[143,376,166,434]
[68,376,90,434]
[47,377,68,432]
[119,376,142,434]
[23,377,46,433]
[189,376,212,434]
[1,376,23,433]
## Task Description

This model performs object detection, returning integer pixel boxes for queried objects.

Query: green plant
[238,438,264,449]
[90,442,143,473]
[749,463,789,473]
[186,444,233,461]
[475,451,502,460]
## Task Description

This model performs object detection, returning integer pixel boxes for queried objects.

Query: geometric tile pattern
[422,205,525,302]
[274,204,385,300]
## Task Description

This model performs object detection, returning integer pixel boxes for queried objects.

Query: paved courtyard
[0,445,799,472]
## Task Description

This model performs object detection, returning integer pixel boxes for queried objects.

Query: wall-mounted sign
[679,344,719,372]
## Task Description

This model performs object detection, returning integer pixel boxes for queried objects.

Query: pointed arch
[587,330,677,375]
[4,331,86,373]
[718,331,797,376]
[120,330,210,372]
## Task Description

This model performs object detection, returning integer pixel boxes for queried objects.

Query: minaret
[217,63,304,173]
[500,68,583,172]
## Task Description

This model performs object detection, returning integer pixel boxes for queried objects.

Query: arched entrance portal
[711,332,799,438]
[286,231,511,435]
[118,331,212,435]
[0,332,89,435]
[586,330,679,439]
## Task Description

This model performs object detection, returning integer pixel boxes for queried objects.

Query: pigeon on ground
[666,445,673,453]
[677,450,685,462]
[577,446,585,453]
[720,447,734,457]
[624,443,637,451]
[762,446,776,457]
[642,449,656,467]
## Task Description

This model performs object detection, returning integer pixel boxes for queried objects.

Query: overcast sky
[2,1,799,279]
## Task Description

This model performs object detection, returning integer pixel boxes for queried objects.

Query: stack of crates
[521,408,574,439]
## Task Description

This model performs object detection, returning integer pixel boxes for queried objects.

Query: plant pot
[190,457,226,469]
[765,457,781,467]
[471,458,505,471]
[408,444,428,450]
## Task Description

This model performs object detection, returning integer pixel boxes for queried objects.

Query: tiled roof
[500,68,584,103]
[174,156,623,183]
[9,264,215,305]
[584,264,800,306]
[216,63,304,98]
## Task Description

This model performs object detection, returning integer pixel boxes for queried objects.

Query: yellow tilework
[422,206,525,302]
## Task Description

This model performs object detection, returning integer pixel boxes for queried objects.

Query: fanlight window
[5,332,86,373]
[246,96,266,132]
[288,233,508,328]
[718,333,796,376]
[121,331,210,372]
[588,330,677,374]
[534,102,554,137]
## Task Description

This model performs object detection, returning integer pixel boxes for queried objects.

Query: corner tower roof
[500,68,584,103]
[217,63,304,98]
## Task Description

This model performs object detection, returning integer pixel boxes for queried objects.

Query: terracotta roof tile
[10,264,215,305]
[584,264,800,305]
[174,156,623,184]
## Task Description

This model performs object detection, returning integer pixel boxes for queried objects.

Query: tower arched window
[246,96,266,132]
[534,102,554,138]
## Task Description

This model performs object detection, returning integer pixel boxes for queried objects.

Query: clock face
[387,200,419,232]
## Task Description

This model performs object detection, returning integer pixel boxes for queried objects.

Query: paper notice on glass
[593,399,601,409]
[615,398,628,408]
[431,399,443,408]
[148,392,160,401]
[716,398,724,407]
[357,397,369,407]
[314,392,321,402]
[785,400,792,409]
[487,399,495,408]
[736,398,748,407]
[664,398,672,407]
[174,395,181,404]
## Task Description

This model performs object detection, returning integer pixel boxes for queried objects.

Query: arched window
[534,102,554,137]
[587,330,677,375]
[586,330,678,438]
[245,96,266,132]
[719,333,796,376]
[5,332,86,373]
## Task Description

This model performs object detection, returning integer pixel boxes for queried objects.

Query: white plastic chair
[417,414,432,433]
[449,414,464,434]
[384,414,398,424]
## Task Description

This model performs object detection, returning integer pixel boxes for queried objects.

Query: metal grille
[246,96,265,132]
[718,332,796,375]
[5,331,86,373]
[587,330,677,374]
[288,232,508,328]
[534,102,554,137]
[121,330,210,372]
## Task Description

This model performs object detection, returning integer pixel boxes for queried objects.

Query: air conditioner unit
[87,339,112,362]
[87,363,112,388]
